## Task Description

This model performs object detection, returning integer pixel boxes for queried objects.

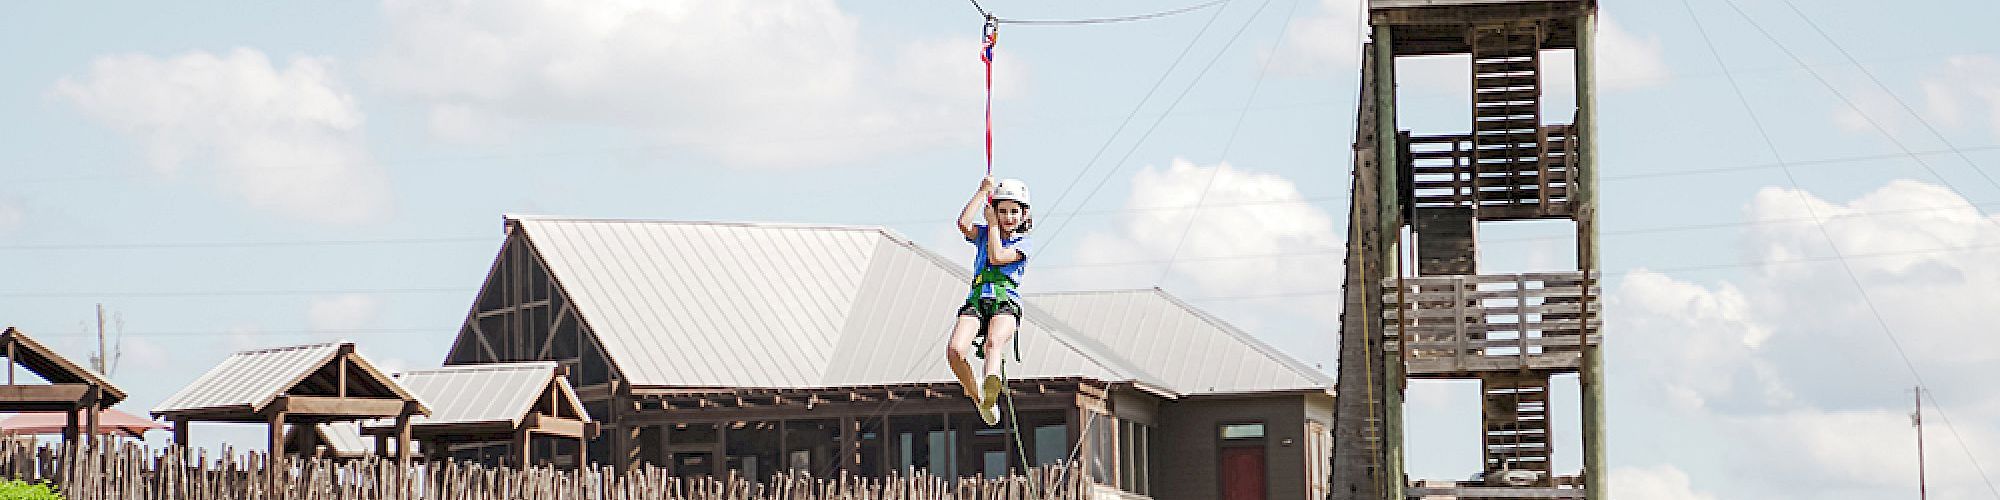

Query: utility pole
[1914,386,1927,500]
[95,303,107,374]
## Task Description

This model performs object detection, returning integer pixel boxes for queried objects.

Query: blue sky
[5,1,2000,498]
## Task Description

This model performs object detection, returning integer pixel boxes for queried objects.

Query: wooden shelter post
[85,385,101,448]
[266,410,287,456]
[515,426,533,467]
[395,412,413,465]
[62,408,77,445]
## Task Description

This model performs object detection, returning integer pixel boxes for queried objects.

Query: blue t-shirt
[968,224,1031,300]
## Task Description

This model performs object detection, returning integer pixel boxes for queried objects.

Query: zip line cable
[996,0,1231,26]
[966,0,1229,26]
[1694,1,1999,497]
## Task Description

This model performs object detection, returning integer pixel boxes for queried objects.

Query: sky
[4,0,2000,498]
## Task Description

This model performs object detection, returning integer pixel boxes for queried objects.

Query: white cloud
[1611,465,1718,500]
[369,0,1019,168]
[0,196,22,231]
[1271,0,1365,76]
[1922,55,2000,140]
[1611,179,2000,499]
[53,48,389,225]
[1067,159,1342,298]
[1594,15,1669,90]
[307,294,384,337]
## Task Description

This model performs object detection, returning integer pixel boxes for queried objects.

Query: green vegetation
[0,480,61,500]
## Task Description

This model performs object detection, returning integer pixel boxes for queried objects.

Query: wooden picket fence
[0,441,1092,500]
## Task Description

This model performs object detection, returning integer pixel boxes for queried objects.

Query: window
[1033,425,1067,466]
[1221,423,1266,440]
[1117,420,1152,495]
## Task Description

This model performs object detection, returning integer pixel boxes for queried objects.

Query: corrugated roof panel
[392,362,557,426]
[152,342,344,415]
[317,422,368,456]
[1023,290,1331,395]
[519,219,882,388]
[496,218,1319,396]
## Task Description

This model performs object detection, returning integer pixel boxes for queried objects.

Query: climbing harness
[965,267,1024,363]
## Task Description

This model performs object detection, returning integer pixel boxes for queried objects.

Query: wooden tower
[1331,1,1604,499]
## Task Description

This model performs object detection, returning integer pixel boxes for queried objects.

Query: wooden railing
[0,441,1092,500]
[1402,124,1577,220]
[1382,272,1600,376]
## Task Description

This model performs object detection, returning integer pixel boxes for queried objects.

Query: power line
[1040,0,1272,248]
[1158,0,1305,287]
[1698,1,1999,497]
[1772,2,2000,495]
[1035,0,1234,239]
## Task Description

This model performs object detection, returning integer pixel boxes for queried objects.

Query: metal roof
[512,217,1141,390]
[153,342,345,415]
[314,422,369,457]
[388,362,585,427]
[151,341,423,417]
[0,328,127,406]
[502,217,1321,397]
[1025,289,1333,395]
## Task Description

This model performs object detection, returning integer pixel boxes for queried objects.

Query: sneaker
[979,375,1004,426]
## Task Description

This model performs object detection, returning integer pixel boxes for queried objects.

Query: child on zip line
[947,175,1032,426]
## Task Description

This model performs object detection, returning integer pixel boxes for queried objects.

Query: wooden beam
[272,396,408,417]
[0,384,92,404]
[173,418,189,447]
[524,414,590,439]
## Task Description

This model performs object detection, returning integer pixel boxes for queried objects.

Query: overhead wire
[1769,2,2000,495]
[1696,0,2000,497]
[1156,0,1305,287]
[1038,0,1274,250]
[1033,1,1235,243]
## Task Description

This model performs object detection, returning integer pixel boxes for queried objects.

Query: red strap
[982,22,997,178]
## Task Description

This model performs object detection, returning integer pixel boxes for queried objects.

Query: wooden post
[1574,9,1607,500]
[395,412,413,466]
[839,416,857,476]
[881,416,895,475]
[516,426,533,468]
[85,386,101,449]
[267,410,286,456]
[1373,21,1409,500]
[62,407,78,445]
[712,424,728,478]
[172,418,189,447]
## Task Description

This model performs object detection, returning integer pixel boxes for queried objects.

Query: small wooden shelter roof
[364,362,591,439]
[151,341,428,422]
[0,327,126,407]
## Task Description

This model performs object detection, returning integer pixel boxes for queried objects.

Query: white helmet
[991,178,1031,207]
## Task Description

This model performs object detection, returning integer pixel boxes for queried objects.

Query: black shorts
[957,297,1021,319]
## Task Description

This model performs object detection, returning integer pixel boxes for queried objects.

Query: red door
[1220,447,1267,500]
